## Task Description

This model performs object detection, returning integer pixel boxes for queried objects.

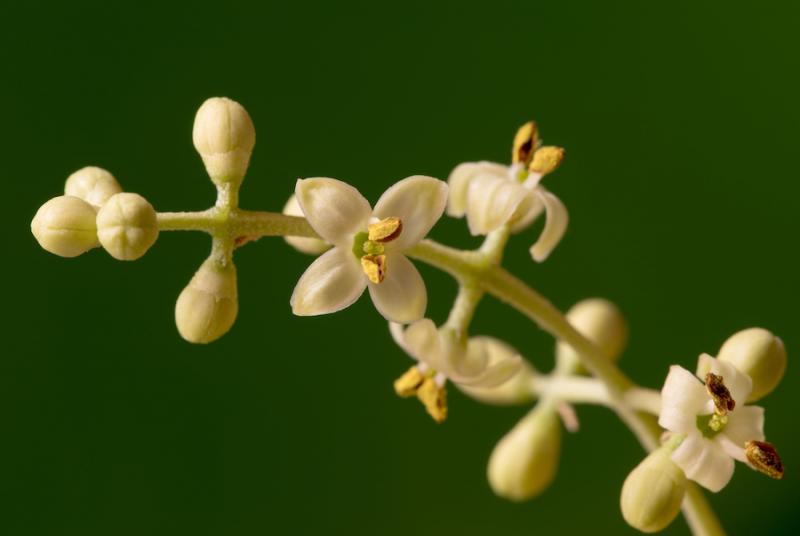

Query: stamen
[394,366,425,397]
[512,121,538,165]
[705,372,735,416]
[745,440,784,479]
[368,217,403,243]
[361,254,387,284]
[416,377,448,423]
[529,146,565,175]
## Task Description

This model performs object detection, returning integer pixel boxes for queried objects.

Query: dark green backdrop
[3,1,798,534]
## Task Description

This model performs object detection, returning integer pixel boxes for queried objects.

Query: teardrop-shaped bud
[31,196,99,257]
[175,259,238,344]
[555,298,628,373]
[192,97,256,187]
[487,404,561,501]
[96,193,159,260]
[64,166,122,207]
[620,446,687,533]
[715,328,786,402]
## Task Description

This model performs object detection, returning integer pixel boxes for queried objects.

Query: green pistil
[516,168,529,183]
[352,231,384,258]
[696,413,728,439]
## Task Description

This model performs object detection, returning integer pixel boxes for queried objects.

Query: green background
[3,1,798,534]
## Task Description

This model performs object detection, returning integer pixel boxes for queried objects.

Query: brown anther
[416,377,448,423]
[745,440,784,479]
[360,254,387,284]
[394,366,425,398]
[705,372,735,416]
[529,146,565,175]
[512,121,538,165]
[368,217,403,243]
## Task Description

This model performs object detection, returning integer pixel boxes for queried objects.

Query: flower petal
[367,253,427,323]
[290,246,366,316]
[458,354,523,388]
[373,175,448,251]
[705,354,753,407]
[282,194,331,255]
[659,365,710,433]
[402,318,449,372]
[509,194,544,233]
[447,161,509,218]
[295,178,372,246]
[672,435,735,492]
[465,174,532,235]
[724,405,765,446]
[529,187,569,262]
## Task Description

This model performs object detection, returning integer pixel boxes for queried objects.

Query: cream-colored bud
[96,193,159,260]
[31,196,99,257]
[282,194,330,255]
[555,298,628,373]
[192,97,256,186]
[64,166,122,207]
[175,260,238,344]
[620,447,687,533]
[487,405,560,501]
[716,328,786,401]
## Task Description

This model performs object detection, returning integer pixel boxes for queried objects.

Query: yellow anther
[368,217,403,243]
[705,372,735,416]
[394,366,425,398]
[361,254,387,284]
[529,146,565,175]
[512,121,538,165]
[745,440,784,479]
[417,377,448,423]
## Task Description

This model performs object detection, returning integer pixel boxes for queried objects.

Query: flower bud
[175,260,238,344]
[487,405,560,501]
[282,194,330,255]
[192,97,255,186]
[716,328,786,401]
[555,298,628,373]
[64,166,122,207]
[620,447,687,533]
[96,193,159,260]
[31,196,99,257]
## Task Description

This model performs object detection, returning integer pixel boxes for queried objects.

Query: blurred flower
[291,176,447,323]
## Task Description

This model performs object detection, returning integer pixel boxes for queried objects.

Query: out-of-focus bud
[175,259,238,344]
[96,193,159,260]
[555,298,628,373]
[714,328,786,402]
[487,404,561,501]
[458,336,536,405]
[31,196,99,257]
[282,194,330,255]
[192,97,256,187]
[64,166,122,207]
[620,446,687,533]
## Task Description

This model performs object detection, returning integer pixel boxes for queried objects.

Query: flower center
[696,413,727,438]
[352,217,403,284]
[696,372,736,438]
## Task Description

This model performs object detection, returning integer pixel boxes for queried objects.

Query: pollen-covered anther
[529,146,565,175]
[512,121,538,165]
[705,372,735,416]
[360,254,387,284]
[368,217,403,243]
[416,377,448,423]
[745,440,784,479]
[394,366,426,397]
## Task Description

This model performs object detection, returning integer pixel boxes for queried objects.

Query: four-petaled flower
[291,176,448,323]
[659,353,771,492]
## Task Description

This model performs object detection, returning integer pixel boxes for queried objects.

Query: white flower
[658,354,766,492]
[446,123,568,262]
[291,176,448,323]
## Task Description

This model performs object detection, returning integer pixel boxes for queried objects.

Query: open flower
[390,319,522,421]
[658,353,783,492]
[447,122,569,262]
[291,176,448,323]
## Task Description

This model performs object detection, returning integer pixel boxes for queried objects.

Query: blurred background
[2,1,798,534]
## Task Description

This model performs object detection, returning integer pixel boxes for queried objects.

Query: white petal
[508,194,544,233]
[659,365,710,433]
[465,174,531,235]
[724,405,765,446]
[290,246,367,316]
[367,253,427,323]
[672,435,735,492]
[402,318,450,373]
[456,354,523,388]
[373,175,448,251]
[295,178,372,246]
[705,354,753,407]
[447,161,509,218]
[529,187,569,262]
[716,435,748,463]
[282,194,331,255]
